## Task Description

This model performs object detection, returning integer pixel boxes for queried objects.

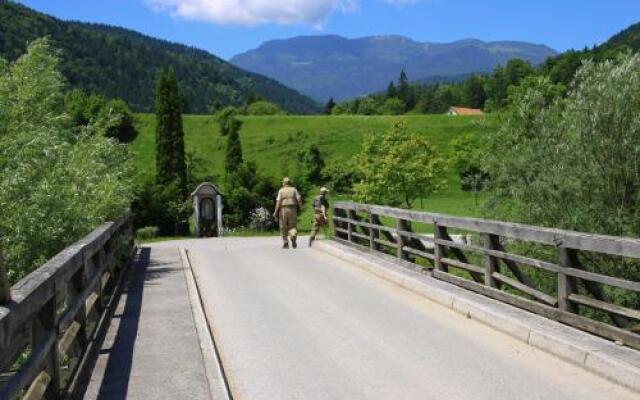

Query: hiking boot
[291,237,297,249]
[309,237,314,247]
[282,242,289,249]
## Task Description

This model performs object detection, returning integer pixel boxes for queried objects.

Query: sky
[15,0,640,60]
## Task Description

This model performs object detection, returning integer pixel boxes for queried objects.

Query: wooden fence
[0,212,134,399]
[333,202,640,350]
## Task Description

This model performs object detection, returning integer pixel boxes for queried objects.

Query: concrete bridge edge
[313,240,640,394]
[180,247,232,400]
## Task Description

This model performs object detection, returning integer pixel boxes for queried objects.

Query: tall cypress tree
[155,68,187,196]
[224,114,243,174]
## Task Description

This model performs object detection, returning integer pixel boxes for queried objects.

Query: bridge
[1,203,640,399]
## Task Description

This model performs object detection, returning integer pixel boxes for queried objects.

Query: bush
[246,100,283,115]
[132,178,191,236]
[321,159,363,194]
[487,53,640,313]
[248,207,276,231]
[136,226,159,241]
[0,39,134,282]
[381,97,406,115]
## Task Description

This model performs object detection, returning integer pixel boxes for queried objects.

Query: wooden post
[484,234,500,288]
[347,210,354,243]
[369,212,376,251]
[396,219,410,260]
[558,246,578,313]
[0,245,10,304]
[433,223,448,272]
[33,297,60,398]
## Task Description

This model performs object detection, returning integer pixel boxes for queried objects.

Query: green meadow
[132,114,498,230]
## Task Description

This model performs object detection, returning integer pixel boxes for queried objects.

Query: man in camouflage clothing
[309,187,330,247]
[274,177,302,249]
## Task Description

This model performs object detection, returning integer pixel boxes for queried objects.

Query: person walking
[309,187,330,247]
[274,177,302,249]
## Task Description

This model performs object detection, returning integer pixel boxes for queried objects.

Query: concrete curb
[314,240,640,393]
[180,247,232,400]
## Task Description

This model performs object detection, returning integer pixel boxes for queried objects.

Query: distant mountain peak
[231,34,557,101]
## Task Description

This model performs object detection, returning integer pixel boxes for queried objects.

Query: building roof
[449,106,484,115]
[191,182,223,197]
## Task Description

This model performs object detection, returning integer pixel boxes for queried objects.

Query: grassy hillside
[132,114,498,228]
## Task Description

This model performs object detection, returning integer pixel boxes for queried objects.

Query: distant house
[447,106,484,116]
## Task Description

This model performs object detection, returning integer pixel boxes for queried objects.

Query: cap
[320,187,329,193]
[282,177,291,185]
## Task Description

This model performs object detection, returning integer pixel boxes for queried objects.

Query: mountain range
[231,35,558,101]
[0,2,319,114]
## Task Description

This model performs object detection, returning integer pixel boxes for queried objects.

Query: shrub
[248,207,276,231]
[136,226,159,241]
[246,100,283,115]
[381,97,406,115]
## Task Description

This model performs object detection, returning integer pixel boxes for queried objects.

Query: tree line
[325,38,636,116]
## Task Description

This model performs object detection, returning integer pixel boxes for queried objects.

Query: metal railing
[333,201,640,350]
[0,212,134,399]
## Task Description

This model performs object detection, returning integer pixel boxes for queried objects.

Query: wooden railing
[0,212,134,399]
[333,202,640,350]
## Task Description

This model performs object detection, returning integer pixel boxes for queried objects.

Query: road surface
[181,237,637,400]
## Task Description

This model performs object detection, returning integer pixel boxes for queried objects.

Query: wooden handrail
[0,211,134,399]
[333,201,640,349]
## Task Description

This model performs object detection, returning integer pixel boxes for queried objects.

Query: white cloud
[384,0,422,5]
[146,0,359,27]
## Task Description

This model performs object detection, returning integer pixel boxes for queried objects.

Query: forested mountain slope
[0,2,319,113]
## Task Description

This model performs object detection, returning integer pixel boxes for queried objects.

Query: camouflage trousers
[279,206,298,243]
[310,212,328,240]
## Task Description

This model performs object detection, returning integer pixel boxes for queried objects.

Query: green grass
[132,113,498,230]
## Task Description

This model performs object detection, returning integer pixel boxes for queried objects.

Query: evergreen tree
[323,97,336,115]
[155,68,187,196]
[397,70,415,111]
[224,114,244,174]
[386,81,397,99]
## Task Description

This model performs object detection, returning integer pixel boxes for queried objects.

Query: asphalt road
[183,237,637,400]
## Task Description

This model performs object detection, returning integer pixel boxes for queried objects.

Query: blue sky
[15,0,640,60]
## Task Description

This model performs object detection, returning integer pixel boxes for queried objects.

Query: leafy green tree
[381,97,406,115]
[354,121,447,208]
[246,100,283,115]
[297,144,325,185]
[487,53,640,313]
[486,59,536,110]
[323,97,336,115]
[450,133,490,205]
[223,162,278,228]
[462,75,487,109]
[224,115,244,174]
[100,99,138,142]
[330,102,350,115]
[155,68,187,194]
[321,158,363,194]
[0,39,133,281]
[356,97,378,115]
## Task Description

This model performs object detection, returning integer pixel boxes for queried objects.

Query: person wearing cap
[309,187,330,247]
[274,177,302,249]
